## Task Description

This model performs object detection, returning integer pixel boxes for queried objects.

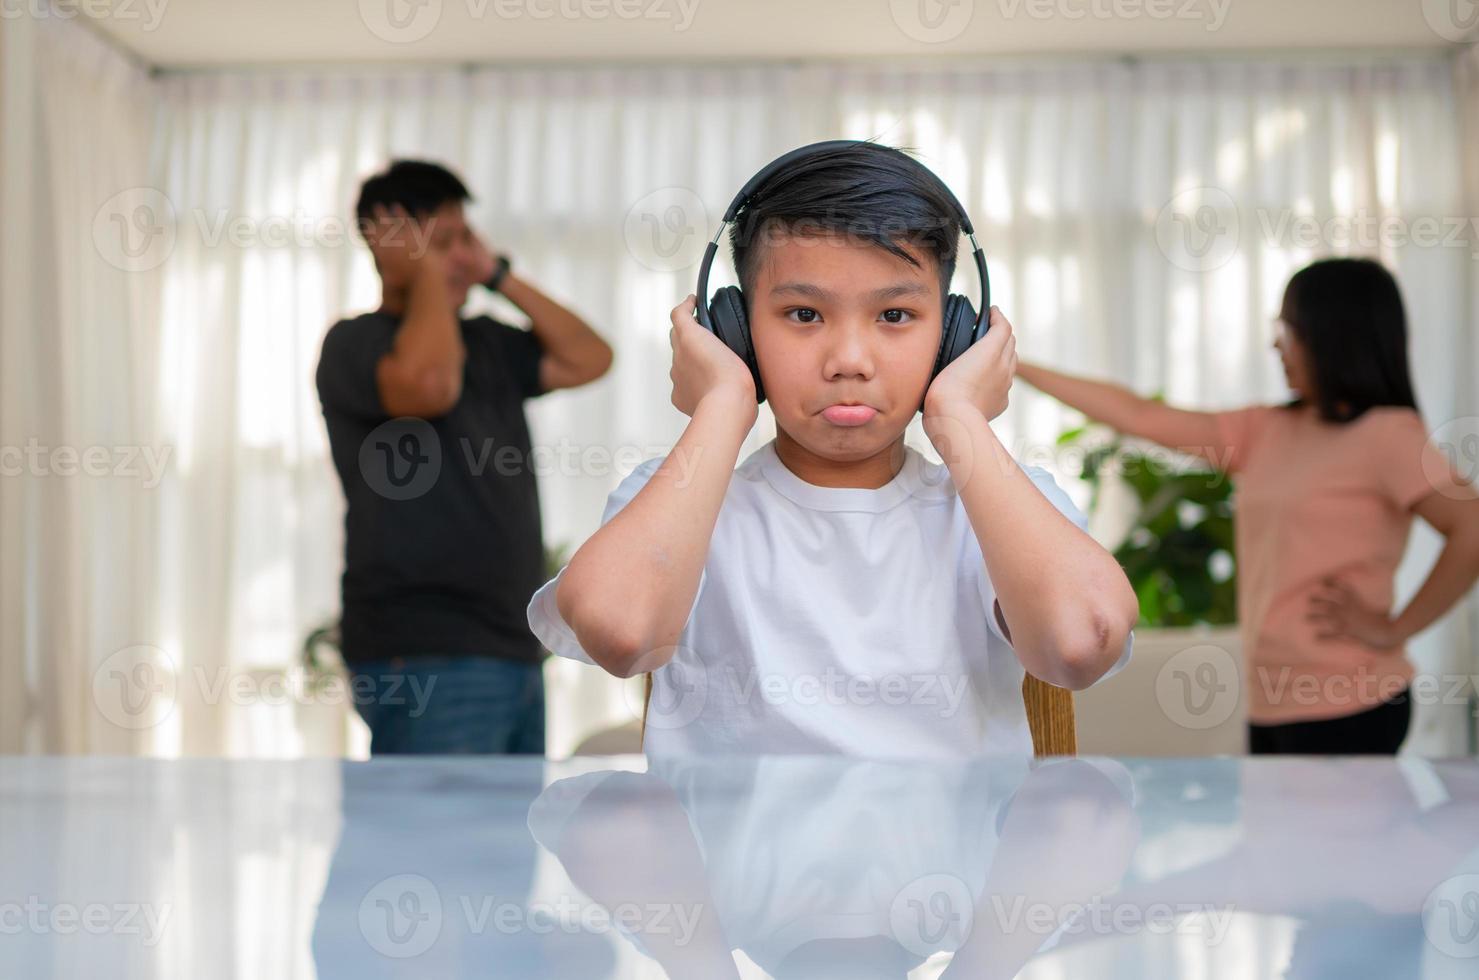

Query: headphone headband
[697,140,988,333]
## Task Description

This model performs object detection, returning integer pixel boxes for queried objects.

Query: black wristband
[484,254,512,293]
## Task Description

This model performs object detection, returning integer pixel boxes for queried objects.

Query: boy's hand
[669,295,758,419]
[923,305,1016,422]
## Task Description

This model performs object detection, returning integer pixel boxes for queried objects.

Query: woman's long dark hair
[1280,258,1420,422]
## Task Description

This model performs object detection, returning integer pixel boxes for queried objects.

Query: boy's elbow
[1048,607,1135,691]
[577,625,647,678]
[556,571,657,679]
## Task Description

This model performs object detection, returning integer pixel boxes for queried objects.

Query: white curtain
[6,39,1473,757]
[1,15,162,754]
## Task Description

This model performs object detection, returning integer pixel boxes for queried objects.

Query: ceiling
[82,0,1474,69]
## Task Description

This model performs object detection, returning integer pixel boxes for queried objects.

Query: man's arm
[497,272,614,393]
[375,252,467,418]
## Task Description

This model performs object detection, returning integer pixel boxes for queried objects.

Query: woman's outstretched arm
[1016,362,1230,468]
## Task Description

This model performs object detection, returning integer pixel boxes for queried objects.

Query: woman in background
[1017,258,1479,754]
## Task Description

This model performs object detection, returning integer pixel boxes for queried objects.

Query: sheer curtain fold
[2,15,160,754]
[6,41,1473,756]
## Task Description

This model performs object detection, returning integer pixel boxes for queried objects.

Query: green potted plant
[1056,421,1237,627]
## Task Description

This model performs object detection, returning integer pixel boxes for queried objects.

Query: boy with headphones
[529,141,1137,756]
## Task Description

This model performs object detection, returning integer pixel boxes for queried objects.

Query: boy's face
[750,230,943,475]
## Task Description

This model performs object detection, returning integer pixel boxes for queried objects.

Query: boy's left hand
[923,305,1016,422]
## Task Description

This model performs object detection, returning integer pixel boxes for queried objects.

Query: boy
[528,142,1136,756]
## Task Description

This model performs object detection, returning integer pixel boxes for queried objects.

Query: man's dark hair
[355,159,472,233]
[730,142,963,298]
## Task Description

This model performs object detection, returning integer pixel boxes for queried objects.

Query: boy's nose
[823,331,875,379]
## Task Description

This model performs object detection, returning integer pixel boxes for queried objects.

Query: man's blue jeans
[348,655,546,755]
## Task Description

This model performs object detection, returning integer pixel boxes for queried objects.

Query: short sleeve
[978,465,1133,685]
[483,317,545,400]
[315,318,392,419]
[1372,409,1465,509]
[527,456,704,664]
[1209,405,1276,476]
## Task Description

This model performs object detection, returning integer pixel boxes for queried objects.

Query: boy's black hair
[1279,257,1420,423]
[729,142,962,299]
[355,160,472,234]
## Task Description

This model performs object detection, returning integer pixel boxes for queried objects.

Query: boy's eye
[881,309,913,324]
[787,308,820,324]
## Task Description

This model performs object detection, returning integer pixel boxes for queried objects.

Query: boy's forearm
[558,389,756,677]
[923,402,1138,690]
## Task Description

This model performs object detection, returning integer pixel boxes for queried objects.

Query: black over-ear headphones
[694,139,991,410]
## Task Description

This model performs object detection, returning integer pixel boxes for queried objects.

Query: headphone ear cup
[708,286,766,404]
[932,294,979,382]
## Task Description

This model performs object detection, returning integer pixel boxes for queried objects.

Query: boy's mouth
[820,403,878,426]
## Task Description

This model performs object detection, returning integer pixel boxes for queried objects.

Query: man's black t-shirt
[315,311,547,665]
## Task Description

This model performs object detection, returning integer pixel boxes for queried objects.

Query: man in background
[316,160,612,754]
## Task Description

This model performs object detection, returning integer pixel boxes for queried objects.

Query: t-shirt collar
[758,439,928,513]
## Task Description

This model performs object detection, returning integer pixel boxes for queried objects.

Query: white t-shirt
[527,438,1132,757]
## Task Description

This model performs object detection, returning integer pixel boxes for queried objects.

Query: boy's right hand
[669,295,758,419]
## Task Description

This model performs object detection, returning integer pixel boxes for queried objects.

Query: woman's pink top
[1210,405,1463,724]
